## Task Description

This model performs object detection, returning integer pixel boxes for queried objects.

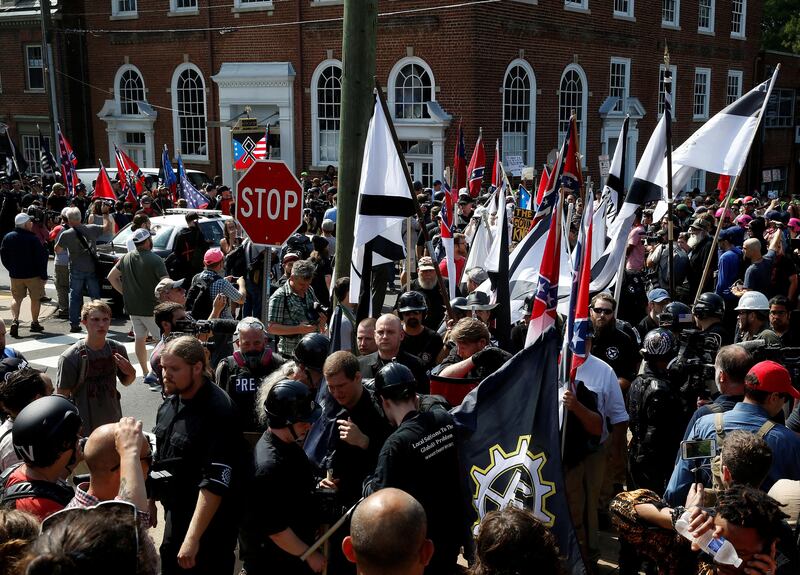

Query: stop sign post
[235,160,304,325]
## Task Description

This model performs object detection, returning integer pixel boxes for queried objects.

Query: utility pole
[334,0,378,283]
[40,0,59,145]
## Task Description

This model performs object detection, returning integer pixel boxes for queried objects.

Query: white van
[75,167,212,192]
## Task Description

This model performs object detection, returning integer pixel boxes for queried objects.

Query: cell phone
[681,439,716,460]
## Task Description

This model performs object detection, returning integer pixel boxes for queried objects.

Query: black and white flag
[349,97,416,309]
[39,129,57,178]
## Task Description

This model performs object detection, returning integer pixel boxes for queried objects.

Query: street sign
[235,160,303,247]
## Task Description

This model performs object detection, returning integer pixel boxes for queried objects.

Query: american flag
[57,125,79,195]
[177,154,209,209]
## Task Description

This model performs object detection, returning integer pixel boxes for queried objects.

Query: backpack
[225,244,248,278]
[710,413,775,492]
[185,273,214,320]
[0,463,74,510]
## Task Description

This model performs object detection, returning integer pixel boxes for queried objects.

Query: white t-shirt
[575,354,629,444]
[0,418,20,472]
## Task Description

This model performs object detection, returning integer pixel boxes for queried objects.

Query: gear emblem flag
[470,434,555,534]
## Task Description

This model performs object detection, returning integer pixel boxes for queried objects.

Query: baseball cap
[131,228,152,244]
[647,288,671,303]
[746,360,800,399]
[689,218,710,231]
[789,218,800,233]
[282,250,302,264]
[185,212,200,223]
[719,227,739,242]
[676,203,691,214]
[140,196,152,204]
[735,214,752,228]
[765,210,782,222]
[203,247,224,266]
[418,256,436,271]
[154,277,184,298]
[14,213,31,227]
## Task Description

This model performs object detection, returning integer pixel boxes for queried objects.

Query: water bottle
[674,510,742,568]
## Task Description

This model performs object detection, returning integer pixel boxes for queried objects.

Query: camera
[171,317,238,336]
[737,340,800,390]
[306,301,330,324]
[27,205,45,224]
[667,329,721,415]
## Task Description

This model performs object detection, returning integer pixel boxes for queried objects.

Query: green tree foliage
[762,0,800,53]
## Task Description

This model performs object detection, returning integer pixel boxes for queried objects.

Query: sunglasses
[238,319,265,331]
[591,307,613,316]
[41,500,139,564]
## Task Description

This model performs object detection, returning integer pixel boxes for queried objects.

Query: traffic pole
[262,247,272,328]
[333,0,378,287]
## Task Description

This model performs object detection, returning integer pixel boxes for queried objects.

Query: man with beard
[768,295,798,347]
[358,314,429,394]
[635,288,671,341]
[397,291,443,371]
[405,257,447,330]
[735,291,781,345]
[687,218,717,297]
[733,233,781,298]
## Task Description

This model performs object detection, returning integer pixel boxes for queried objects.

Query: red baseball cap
[203,247,224,266]
[747,361,800,399]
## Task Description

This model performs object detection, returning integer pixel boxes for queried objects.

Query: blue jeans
[69,269,101,326]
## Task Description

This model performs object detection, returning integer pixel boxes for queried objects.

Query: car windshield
[114,223,175,250]
[199,220,224,245]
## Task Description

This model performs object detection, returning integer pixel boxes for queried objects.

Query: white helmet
[735,291,769,312]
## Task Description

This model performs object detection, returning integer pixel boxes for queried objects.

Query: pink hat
[735,214,752,228]
[789,218,800,232]
[203,248,224,266]
[715,208,733,220]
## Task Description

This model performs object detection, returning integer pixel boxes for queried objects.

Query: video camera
[667,329,720,411]
[172,317,238,336]
[737,340,800,390]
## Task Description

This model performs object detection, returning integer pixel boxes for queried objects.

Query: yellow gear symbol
[470,435,556,533]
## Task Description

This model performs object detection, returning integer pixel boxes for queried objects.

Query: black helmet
[265,379,321,429]
[397,291,428,314]
[658,301,694,331]
[292,333,330,371]
[374,362,416,401]
[13,395,82,468]
[641,328,678,361]
[693,292,725,319]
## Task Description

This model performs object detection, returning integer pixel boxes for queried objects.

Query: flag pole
[694,64,781,304]
[664,44,676,299]
[373,77,454,321]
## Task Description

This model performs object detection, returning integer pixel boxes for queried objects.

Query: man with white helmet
[734,291,780,345]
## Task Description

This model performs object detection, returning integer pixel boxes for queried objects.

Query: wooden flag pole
[664,45,677,299]
[373,78,454,320]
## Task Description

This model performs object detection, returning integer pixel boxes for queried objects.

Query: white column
[279,104,295,173]
[432,137,444,181]
[145,127,155,168]
[219,105,233,189]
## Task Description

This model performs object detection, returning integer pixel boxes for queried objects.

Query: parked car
[96,209,232,314]
[75,167,212,193]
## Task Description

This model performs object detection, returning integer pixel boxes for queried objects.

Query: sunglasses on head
[42,500,139,564]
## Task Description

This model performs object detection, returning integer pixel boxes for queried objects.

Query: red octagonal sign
[235,160,303,246]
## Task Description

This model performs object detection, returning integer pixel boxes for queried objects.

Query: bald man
[66,416,151,522]
[357,315,430,393]
[343,488,433,575]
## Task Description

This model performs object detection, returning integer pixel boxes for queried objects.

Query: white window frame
[558,63,588,167]
[613,0,634,19]
[564,0,589,12]
[731,0,746,38]
[662,0,680,28]
[21,133,51,175]
[658,64,677,119]
[698,0,714,34]
[114,64,146,116]
[169,0,199,14]
[693,67,711,121]
[171,63,208,161]
[502,59,537,168]
[111,0,138,18]
[24,45,44,92]
[387,56,436,121]
[687,169,706,194]
[726,70,743,106]
[310,59,343,168]
[233,0,273,11]
[609,57,630,113]
[765,89,795,129]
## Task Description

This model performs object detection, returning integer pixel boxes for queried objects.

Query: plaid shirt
[66,482,151,526]
[268,280,319,355]
[199,270,242,319]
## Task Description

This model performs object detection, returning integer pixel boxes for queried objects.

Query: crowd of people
[0,165,799,575]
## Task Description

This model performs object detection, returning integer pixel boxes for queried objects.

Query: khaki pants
[565,445,608,567]
[55,265,70,310]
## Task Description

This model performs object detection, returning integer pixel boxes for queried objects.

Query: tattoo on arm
[118,477,131,501]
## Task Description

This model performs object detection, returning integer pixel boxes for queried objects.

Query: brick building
[4,1,796,197]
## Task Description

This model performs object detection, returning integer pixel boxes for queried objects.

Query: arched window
[172,64,208,159]
[392,60,433,120]
[558,64,588,162]
[311,60,342,166]
[117,66,145,115]
[502,60,536,166]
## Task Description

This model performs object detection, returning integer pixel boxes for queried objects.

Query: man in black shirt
[404,257,447,330]
[365,363,467,575]
[171,212,210,286]
[358,314,429,394]
[240,379,325,575]
[398,291,443,371]
[590,293,640,393]
[768,295,799,347]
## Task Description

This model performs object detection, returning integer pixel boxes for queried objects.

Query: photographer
[48,208,71,319]
[268,259,327,357]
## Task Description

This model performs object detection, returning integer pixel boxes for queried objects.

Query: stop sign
[235,160,303,246]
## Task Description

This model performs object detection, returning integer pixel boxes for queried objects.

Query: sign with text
[512,207,533,243]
